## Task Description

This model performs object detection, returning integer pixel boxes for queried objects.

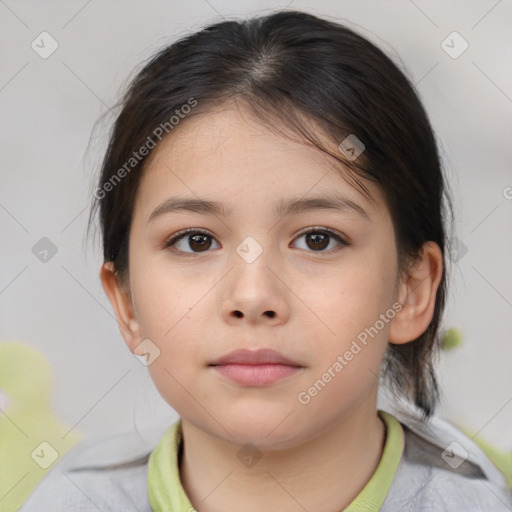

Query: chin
[211,409,310,450]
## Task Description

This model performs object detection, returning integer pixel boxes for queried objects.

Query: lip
[209,349,304,387]
[209,348,302,366]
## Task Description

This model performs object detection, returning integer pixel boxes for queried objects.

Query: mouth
[209,348,304,387]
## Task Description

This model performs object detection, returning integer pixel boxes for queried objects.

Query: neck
[179,400,386,512]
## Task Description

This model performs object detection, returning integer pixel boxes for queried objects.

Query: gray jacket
[19,406,512,511]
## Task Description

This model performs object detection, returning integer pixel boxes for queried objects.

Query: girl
[20,9,511,512]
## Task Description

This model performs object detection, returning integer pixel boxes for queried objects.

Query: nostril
[265,311,275,318]
[233,310,243,318]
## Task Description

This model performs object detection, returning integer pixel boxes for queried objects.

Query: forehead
[136,103,387,219]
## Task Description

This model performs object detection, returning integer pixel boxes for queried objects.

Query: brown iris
[187,233,212,252]
[305,232,329,251]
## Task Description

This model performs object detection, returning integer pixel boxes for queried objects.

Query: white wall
[1,0,511,450]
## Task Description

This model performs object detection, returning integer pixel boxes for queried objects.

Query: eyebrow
[148,194,370,223]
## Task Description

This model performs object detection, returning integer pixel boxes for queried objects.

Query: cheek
[139,287,205,415]
[307,262,392,331]
[130,250,199,336]
[131,255,217,357]
[147,359,197,418]
[301,261,395,374]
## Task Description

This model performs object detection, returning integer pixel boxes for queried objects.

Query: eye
[291,227,348,253]
[164,226,348,256]
[164,228,220,255]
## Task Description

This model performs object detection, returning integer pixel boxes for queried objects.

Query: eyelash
[163,226,349,256]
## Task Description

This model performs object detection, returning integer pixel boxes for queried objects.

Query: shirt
[147,410,403,511]
[18,405,512,511]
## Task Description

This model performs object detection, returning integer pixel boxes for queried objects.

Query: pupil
[307,233,328,250]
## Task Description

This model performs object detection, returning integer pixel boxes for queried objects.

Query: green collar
[147,410,404,511]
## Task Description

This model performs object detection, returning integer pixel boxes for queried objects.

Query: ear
[388,241,444,345]
[99,262,142,353]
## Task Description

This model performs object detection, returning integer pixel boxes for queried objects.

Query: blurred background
[1,0,511,506]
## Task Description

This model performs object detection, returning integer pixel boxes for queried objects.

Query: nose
[219,254,290,327]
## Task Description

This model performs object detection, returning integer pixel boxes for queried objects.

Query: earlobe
[99,262,142,352]
[388,241,444,345]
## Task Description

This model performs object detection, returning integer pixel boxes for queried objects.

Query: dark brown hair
[89,10,454,419]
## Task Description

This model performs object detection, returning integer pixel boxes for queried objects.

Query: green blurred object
[0,342,82,511]
[441,326,463,351]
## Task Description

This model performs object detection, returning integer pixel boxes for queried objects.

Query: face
[124,103,401,449]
